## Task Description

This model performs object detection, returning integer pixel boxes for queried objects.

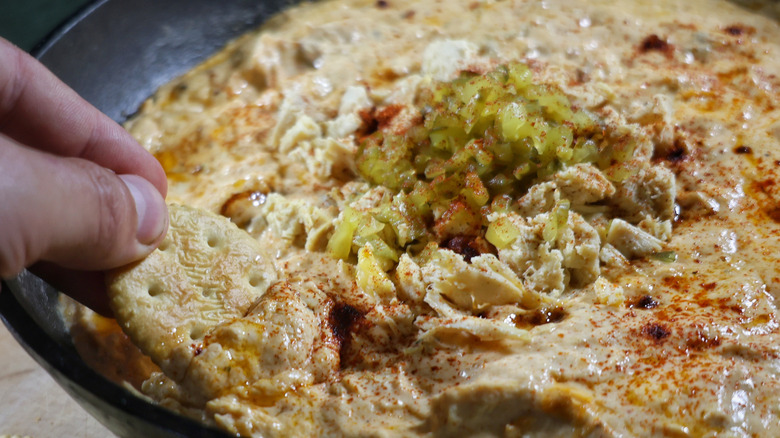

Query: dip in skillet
[63,0,780,436]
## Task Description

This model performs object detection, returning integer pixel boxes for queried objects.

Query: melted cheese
[77,0,780,436]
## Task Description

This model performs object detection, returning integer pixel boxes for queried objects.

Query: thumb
[0,138,168,278]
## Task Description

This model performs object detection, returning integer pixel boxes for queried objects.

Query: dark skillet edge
[33,0,286,123]
[30,0,107,57]
[0,278,234,438]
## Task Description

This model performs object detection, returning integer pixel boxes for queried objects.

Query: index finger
[0,38,166,196]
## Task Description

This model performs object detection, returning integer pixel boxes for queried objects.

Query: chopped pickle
[330,62,634,267]
[327,207,361,260]
[486,216,523,249]
[651,251,678,263]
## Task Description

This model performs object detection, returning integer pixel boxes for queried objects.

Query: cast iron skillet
[0,0,298,436]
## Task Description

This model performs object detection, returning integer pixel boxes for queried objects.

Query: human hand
[0,38,168,315]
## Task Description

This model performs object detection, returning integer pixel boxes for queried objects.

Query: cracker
[107,204,277,381]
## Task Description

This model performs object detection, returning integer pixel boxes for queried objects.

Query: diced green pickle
[327,207,361,260]
[339,62,633,267]
[486,216,522,249]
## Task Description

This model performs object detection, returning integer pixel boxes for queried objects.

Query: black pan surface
[0,0,297,436]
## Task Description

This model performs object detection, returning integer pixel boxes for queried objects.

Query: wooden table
[0,323,111,437]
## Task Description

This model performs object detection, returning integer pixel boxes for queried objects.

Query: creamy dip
[67,0,780,436]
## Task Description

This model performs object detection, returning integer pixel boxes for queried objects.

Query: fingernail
[119,174,168,245]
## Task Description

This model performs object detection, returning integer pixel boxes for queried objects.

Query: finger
[29,263,114,318]
[0,38,167,197]
[0,136,168,278]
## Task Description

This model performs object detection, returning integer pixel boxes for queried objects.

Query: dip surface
[72,0,780,436]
